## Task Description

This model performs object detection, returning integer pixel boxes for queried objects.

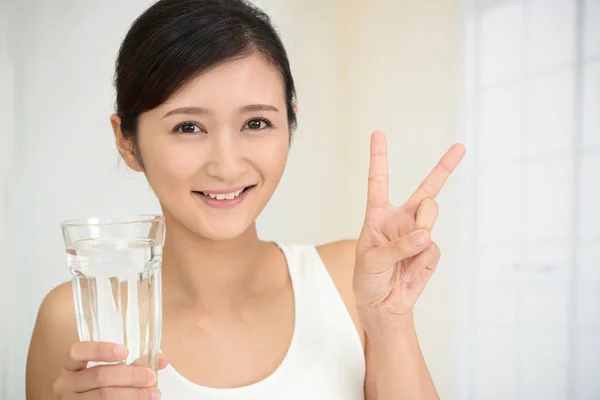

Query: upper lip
[194,185,254,194]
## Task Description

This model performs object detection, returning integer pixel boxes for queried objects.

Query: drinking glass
[61,215,165,372]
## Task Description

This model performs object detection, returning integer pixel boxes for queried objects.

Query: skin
[26,52,465,399]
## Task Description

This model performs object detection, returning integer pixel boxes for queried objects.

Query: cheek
[140,138,204,193]
[256,135,290,180]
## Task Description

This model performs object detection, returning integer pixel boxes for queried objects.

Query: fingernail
[148,370,157,385]
[412,232,427,247]
[151,389,161,399]
[402,271,413,282]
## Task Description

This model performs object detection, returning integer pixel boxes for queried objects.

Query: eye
[173,122,204,135]
[243,118,272,131]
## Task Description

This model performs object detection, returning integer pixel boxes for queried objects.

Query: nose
[204,130,248,182]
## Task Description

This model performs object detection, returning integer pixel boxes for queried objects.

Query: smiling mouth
[192,185,255,201]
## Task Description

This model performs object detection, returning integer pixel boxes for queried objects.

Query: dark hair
[114,0,297,164]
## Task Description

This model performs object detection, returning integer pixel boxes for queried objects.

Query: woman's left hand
[354,131,465,329]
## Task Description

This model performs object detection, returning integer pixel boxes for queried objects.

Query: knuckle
[413,259,427,271]
[131,366,149,385]
[52,378,64,395]
[430,242,441,260]
[427,262,438,272]
[67,343,80,361]
[419,181,438,197]
[368,173,387,184]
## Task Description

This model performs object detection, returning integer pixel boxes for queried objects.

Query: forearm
[365,313,438,400]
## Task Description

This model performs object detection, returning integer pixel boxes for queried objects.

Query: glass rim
[61,214,164,228]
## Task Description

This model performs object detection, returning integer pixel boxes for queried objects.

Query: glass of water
[61,215,165,372]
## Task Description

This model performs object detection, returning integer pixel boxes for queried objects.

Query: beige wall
[340,1,463,397]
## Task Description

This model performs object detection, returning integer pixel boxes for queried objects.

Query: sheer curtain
[462,0,600,398]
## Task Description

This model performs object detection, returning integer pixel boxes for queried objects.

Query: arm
[364,314,438,400]
[26,282,79,400]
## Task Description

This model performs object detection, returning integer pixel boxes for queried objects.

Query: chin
[175,211,256,242]
[197,224,253,241]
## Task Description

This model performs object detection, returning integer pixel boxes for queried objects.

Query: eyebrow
[162,104,280,118]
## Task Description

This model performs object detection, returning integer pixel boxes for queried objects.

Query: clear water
[68,237,162,370]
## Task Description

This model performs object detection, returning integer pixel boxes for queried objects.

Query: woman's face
[113,53,292,240]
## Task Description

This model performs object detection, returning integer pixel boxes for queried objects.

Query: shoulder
[26,282,79,398]
[33,281,79,338]
[316,239,357,271]
[316,240,365,348]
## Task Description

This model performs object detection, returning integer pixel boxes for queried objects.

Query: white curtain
[461,0,600,398]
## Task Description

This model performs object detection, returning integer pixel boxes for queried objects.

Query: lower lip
[192,187,254,209]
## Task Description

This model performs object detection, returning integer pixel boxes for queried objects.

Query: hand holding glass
[61,215,165,372]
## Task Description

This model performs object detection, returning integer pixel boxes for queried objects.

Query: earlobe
[110,114,144,172]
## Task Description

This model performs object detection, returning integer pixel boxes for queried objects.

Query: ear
[292,105,298,115]
[110,114,144,172]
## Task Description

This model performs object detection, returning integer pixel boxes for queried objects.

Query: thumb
[158,354,170,370]
[361,230,431,272]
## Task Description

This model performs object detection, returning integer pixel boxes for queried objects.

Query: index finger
[63,342,128,371]
[406,143,466,208]
[367,130,390,210]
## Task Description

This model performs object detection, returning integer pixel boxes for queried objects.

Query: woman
[26,0,465,399]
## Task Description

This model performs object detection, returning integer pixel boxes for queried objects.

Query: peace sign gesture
[353,131,466,325]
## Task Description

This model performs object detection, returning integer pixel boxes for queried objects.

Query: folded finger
[158,354,170,370]
[401,242,441,282]
[363,230,431,273]
[71,364,156,393]
[64,342,128,372]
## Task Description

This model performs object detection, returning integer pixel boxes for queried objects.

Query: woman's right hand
[52,342,169,399]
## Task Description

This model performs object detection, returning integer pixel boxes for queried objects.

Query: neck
[160,214,273,311]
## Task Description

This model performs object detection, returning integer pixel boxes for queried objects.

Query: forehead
[161,53,286,110]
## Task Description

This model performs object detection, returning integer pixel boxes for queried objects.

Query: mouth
[192,185,256,208]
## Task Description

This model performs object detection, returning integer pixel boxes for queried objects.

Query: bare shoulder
[317,239,358,272]
[26,281,79,399]
[35,281,77,325]
[316,240,365,348]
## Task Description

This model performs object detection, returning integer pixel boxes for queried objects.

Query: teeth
[202,188,245,200]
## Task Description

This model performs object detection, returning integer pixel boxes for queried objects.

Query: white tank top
[157,243,366,399]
